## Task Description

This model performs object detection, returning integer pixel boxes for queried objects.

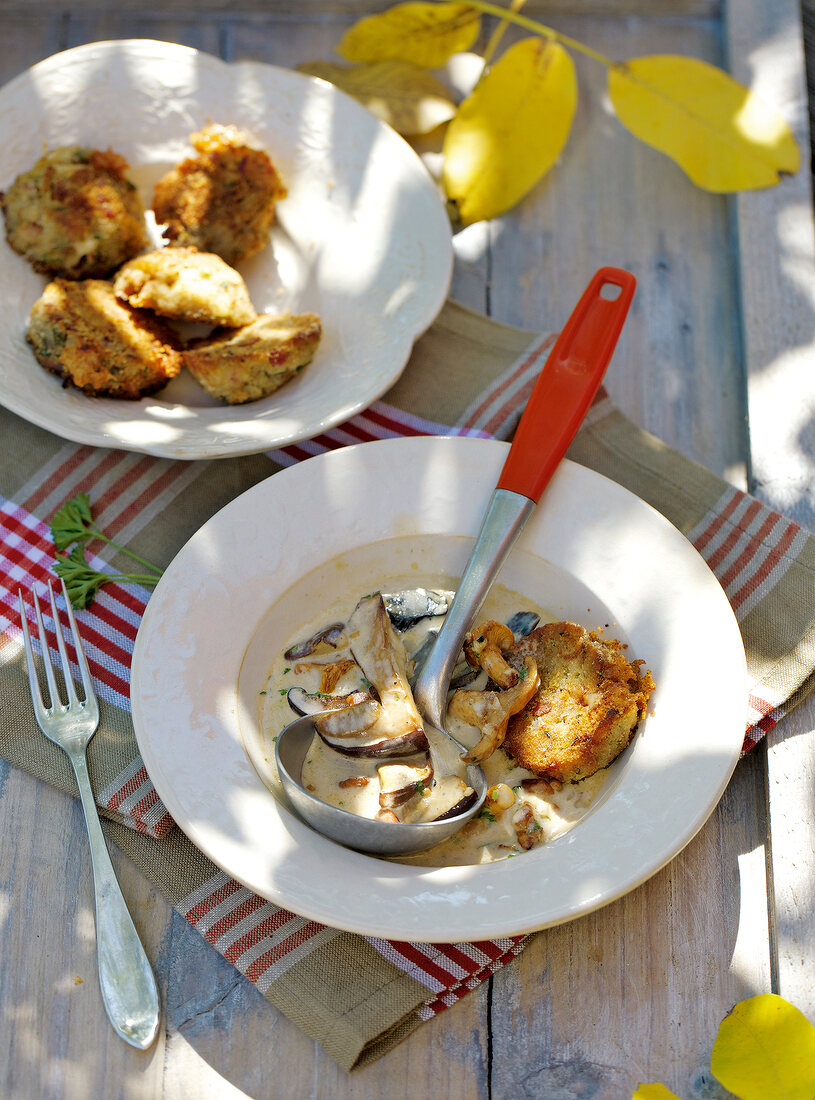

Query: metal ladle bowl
[276,714,487,855]
[274,266,636,857]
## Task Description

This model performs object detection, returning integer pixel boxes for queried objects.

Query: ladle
[275,266,636,856]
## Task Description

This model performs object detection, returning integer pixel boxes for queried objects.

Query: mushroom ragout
[262,581,653,866]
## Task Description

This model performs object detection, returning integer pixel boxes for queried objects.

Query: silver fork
[18,580,160,1050]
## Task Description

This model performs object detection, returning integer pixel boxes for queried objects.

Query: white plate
[0,41,452,459]
[131,437,747,942]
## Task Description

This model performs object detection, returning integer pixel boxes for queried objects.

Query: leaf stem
[481,0,528,69]
[88,527,164,575]
[459,0,614,67]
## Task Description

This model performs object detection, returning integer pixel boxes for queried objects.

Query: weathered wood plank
[1,1,813,1096]
[0,1,723,16]
[0,767,167,1100]
[484,14,748,483]
[726,0,815,1028]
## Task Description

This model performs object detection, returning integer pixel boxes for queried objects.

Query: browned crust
[503,621,655,783]
[182,311,321,404]
[26,278,182,400]
[152,125,286,265]
[2,146,148,279]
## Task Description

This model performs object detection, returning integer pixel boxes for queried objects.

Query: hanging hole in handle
[600,282,622,300]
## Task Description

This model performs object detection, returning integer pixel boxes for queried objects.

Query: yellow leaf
[297,60,456,136]
[442,37,576,225]
[338,2,480,69]
[631,1085,682,1100]
[608,55,799,192]
[711,994,815,1100]
[632,1086,682,1100]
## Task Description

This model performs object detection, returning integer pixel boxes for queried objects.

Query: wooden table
[2,2,814,1096]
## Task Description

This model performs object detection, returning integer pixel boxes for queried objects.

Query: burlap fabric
[2,301,814,1069]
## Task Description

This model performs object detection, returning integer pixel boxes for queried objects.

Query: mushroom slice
[463,620,519,688]
[377,755,434,810]
[512,802,544,850]
[404,775,477,823]
[382,588,451,630]
[286,687,370,717]
[506,610,541,639]
[315,698,382,738]
[315,727,427,758]
[284,623,346,660]
[449,656,540,763]
[348,594,427,745]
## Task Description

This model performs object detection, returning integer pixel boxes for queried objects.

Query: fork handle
[69,749,160,1049]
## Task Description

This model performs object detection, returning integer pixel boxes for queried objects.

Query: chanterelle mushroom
[463,619,519,688]
[449,656,540,763]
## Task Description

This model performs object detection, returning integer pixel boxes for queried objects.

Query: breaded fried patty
[113,246,256,327]
[1,146,148,278]
[182,311,321,404]
[152,124,286,264]
[504,622,654,783]
[26,279,181,399]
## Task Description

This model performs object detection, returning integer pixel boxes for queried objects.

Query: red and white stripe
[178,871,340,992]
[1,479,174,837]
[367,936,527,996]
[268,399,491,467]
[95,758,174,838]
[687,486,807,619]
[455,333,557,438]
[16,443,199,539]
[176,871,530,1006]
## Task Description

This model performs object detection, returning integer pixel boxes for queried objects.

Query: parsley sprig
[50,492,164,609]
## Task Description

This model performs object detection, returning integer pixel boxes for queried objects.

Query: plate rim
[131,437,748,942]
[0,39,453,459]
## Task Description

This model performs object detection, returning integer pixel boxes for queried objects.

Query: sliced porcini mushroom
[284,623,346,660]
[377,755,434,809]
[463,619,519,688]
[347,594,427,747]
[315,698,382,738]
[286,687,370,717]
[315,726,427,758]
[382,588,451,630]
[520,776,562,795]
[449,656,540,763]
[404,775,477,823]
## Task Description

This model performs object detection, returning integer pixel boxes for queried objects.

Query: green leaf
[338,2,480,69]
[50,491,95,551]
[443,36,577,224]
[608,55,800,192]
[297,59,456,135]
[711,994,815,1100]
[53,546,111,609]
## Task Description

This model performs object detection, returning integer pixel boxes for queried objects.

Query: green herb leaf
[52,545,161,610]
[50,492,95,551]
[52,546,110,609]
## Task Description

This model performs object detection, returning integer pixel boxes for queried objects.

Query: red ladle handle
[497,265,636,501]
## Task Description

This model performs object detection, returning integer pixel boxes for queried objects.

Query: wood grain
[0,1,813,1096]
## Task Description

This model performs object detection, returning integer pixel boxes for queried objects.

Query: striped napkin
[2,300,814,1069]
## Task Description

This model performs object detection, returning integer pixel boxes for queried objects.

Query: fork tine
[57,577,99,723]
[32,587,63,711]
[17,589,48,718]
[48,581,80,708]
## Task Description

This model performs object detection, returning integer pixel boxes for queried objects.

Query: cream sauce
[260,578,609,867]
